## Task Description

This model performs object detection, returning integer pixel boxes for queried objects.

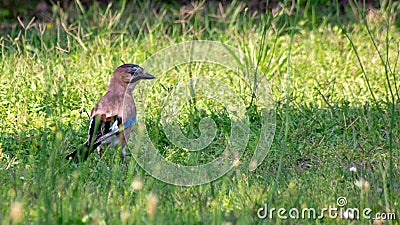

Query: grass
[0,0,400,224]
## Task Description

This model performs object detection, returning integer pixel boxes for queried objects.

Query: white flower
[348,166,357,172]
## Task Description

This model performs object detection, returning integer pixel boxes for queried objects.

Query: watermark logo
[257,197,397,221]
[336,196,347,207]
[125,40,276,186]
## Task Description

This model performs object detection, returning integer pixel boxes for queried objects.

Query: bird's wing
[65,114,124,163]
[85,90,126,148]
[85,114,123,150]
[66,90,137,162]
[90,90,124,118]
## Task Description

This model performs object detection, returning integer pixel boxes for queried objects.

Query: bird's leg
[121,146,129,166]
[97,147,102,157]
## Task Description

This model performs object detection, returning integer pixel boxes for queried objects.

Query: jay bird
[66,64,155,163]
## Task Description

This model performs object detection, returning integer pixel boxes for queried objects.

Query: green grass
[0,1,400,224]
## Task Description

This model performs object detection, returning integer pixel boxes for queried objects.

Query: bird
[66,64,155,163]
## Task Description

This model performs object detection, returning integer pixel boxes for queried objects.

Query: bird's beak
[141,73,155,79]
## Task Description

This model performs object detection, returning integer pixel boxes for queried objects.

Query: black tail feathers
[65,144,92,163]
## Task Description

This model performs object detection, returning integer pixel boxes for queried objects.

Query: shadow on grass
[1,1,399,40]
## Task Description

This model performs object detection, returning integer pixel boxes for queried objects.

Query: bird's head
[113,64,155,85]
[109,64,155,93]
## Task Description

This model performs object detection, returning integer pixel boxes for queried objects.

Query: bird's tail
[65,144,91,163]
[65,140,102,163]
[65,124,119,163]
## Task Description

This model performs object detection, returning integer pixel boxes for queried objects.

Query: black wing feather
[65,115,122,162]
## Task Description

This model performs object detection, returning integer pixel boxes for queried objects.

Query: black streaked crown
[118,64,143,75]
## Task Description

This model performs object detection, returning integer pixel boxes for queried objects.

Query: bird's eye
[128,69,136,75]
[131,69,142,76]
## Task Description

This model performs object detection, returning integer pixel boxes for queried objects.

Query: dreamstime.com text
[257,197,396,221]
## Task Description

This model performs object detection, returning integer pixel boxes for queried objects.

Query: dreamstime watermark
[257,197,397,221]
[124,40,276,186]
